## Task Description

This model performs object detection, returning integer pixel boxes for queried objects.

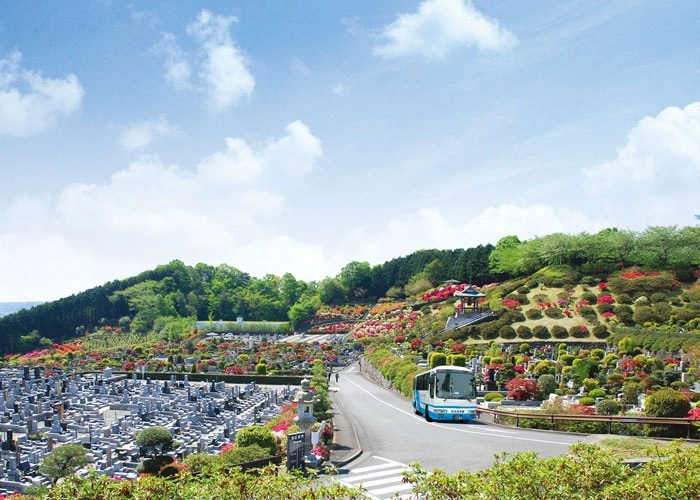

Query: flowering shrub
[421,284,466,302]
[621,269,660,279]
[368,302,405,317]
[503,298,521,309]
[312,444,330,460]
[597,295,615,304]
[505,378,538,401]
[394,335,406,344]
[410,338,424,351]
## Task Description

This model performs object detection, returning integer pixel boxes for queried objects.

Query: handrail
[477,406,697,438]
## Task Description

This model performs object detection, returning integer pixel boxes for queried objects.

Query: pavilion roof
[454,285,485,298]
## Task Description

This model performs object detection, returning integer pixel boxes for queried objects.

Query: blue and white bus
[413,365,477,422]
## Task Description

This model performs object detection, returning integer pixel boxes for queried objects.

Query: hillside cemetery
[0,366,295,494]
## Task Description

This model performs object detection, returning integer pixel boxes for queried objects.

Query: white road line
[349,467,406,482]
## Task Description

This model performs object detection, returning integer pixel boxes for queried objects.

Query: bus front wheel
[425,407,432,422]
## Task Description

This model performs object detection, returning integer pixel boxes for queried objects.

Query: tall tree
[38,444,88,484]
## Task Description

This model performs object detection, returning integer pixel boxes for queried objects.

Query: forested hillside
[0,225,697,356]
[0,246,494,354]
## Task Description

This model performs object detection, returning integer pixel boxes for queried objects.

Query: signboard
[286,432,305,470]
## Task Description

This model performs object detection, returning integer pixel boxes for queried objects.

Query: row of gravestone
[0,367,297,494]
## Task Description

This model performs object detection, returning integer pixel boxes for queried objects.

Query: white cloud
[0,50,84,136]
[331,83,349,96]
[583,102,700,226]
[263,120,323,178]
[118,115,177,151]
[186,10,255,110]
[350,204,592,268]
[155,10,255,110]
[290,57,310,75]
[374,0,518,61]
[0,121,322,301]
[153,33,192,92]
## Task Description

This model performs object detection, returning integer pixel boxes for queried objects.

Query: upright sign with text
[286,431,305,470]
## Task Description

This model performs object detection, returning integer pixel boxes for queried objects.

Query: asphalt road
[332,365,584,474]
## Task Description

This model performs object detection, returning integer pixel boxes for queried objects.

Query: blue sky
[1,0,698,302]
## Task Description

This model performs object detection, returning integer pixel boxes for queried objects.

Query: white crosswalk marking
[338,456,415,499]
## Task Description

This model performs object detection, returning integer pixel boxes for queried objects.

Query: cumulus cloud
[153,33,192,92]
[0,50,84,136]
[118,115,177,151]
[0,121,322,301]
[583,102,700,226]
[374,0,518,61]
[154,10,254,110]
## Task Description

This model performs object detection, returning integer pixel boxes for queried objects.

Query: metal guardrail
[477,406,698,438]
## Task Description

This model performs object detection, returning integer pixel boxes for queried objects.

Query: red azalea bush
[506,378,538,401]
[503,298,521,309]
[410,338,424,351]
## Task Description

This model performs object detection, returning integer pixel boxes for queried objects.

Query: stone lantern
[293,377,317,451]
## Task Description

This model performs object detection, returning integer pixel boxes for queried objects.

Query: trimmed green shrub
[502,310,526,323]
[613,304,635,325]
[516,325,533,339]
[644,389,692,438]
[480,322,501,340]
[650,292,669,303]
[597,303,615,314]
[533,325,550,339]
[580,292,598,304]
[633,306,658,325]
[588,388,606,399]
[544,307,564,319]
[484,392,504,402]
[645,389,691,418]
[235,426,278,456]
[578,306,598,323]
[578,397,595,406]
[451,354,466,367]
[559,354,575,366]
[499,325,517,339]
[616,293,633,304]
[569,325,590,338]
[596,399,621,415]
[525,308,543,320]
[136,427,174,454]
[182,453,217,474]
[551,325,568,339]
[220,444,274,467]
[509,293,529,305]
[429,352,447,368]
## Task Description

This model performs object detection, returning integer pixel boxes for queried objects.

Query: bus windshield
[435,371,475,400]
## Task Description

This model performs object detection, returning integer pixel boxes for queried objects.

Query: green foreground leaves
[40,442,700,500]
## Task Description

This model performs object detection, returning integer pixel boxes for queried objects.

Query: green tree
[339,261,371,298]
[488,235,526,277]
[318,277,347,304]
[38,443,88,484]
[537,374,557,398]
[136,426,174,456]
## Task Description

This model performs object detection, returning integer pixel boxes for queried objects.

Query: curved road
[332,364,584,473]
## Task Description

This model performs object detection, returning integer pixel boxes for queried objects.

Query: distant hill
[0,302,42,317]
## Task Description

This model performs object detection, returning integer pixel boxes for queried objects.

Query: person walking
[335,372,339,383]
